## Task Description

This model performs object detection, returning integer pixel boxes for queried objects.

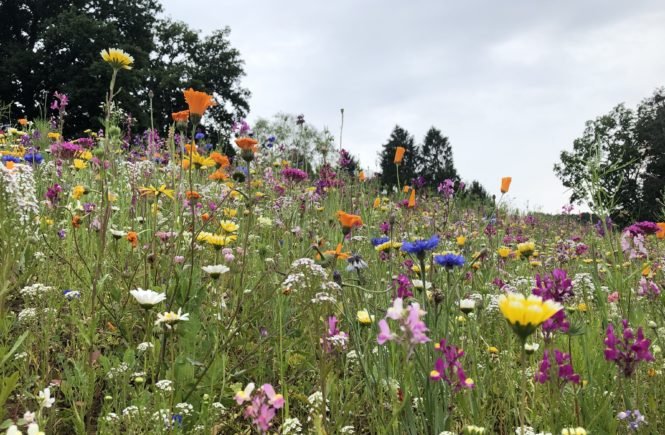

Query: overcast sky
[161,0,665,213]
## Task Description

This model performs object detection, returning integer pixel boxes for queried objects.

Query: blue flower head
[434,253,465,269]
[371,236,390,247]
[24,152,43,164]
[401,235,439,259]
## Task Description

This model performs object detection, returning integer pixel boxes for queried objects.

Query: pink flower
[608,292,620,303]
[377,319,395,344]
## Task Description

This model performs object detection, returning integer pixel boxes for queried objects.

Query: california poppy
[337,210,363,234]
[17,118,28,127]
[210,152,230,168]
[500,177,512,194]
[358,171,366,182]
[235,137,259,151]
[407,189,416,208]
[394,146,406,164]
[657,222,665,239]
[172,110,190,123]
[183,88,216,121]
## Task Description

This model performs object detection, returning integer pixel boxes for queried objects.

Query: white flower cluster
[106,362,130,379]
[19,283,53,299]
[175,402,193,415]
[281,417,303,434]
[155,379,173,392]
[17,308,38,322]
[0,163,39,227]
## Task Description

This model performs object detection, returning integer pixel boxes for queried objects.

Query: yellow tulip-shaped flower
[498,293,562,340]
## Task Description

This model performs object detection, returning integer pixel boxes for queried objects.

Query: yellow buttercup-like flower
[516,241,535,258]
[73,159,87,170]
[219,220,239,234]
[497,246,512,258]
[498,293,562,340]
[100,48,134,70]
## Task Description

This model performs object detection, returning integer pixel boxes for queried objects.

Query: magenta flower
[321,315,348,354]
[638,278,660,299]
[535,349,580,385]
[430,339,474,392]
[234,383,284,433]
[376,298,430,357]
[604,319,654,377]
[377,319,395,344]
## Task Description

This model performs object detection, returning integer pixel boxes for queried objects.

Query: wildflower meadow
[2,47,665,435]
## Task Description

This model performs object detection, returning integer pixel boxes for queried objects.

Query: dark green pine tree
[378,125,418,188]
[418,127,458,187]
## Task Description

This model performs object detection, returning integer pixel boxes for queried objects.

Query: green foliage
[554,88,665,224]
[0,1,249,135]
[417,127,458,186]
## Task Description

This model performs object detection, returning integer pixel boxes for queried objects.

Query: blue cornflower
[401,235,439,259]
[371,236,390,247]
[1,155,21,163]
[195,132,205,140]
[63,289,81,299]
[434,253,465,269]
[24,152,43,164]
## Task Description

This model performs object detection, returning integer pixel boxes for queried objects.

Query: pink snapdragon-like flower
[234,382,284,433]
[376,298,430,357]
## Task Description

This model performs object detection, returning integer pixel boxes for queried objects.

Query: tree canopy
[0,0,249,135]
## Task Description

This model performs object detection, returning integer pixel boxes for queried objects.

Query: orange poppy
[500,177,512,194]
[201,212,211,222]
[183,88,215,117]
[172,110,190,123]
[210,152,230,168]
[17,118,28,126]
[208,168,229,182]
[373,197,381,209]
[407,189,416,208]
[403,185,410,193]
[127,231,138,248]
[358,170,366,182]
[657,222,665,239]
[394,146,406,164]
[235,137,258,152]
[337,210,363,231]
[184,143,198,155]
[186,190,201,200]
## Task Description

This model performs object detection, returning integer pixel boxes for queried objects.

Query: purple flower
[393,274,413,299]
[434,253,465,269]
[638,277,660,299]
[377,298,429,357]
[532,268,574,303]
[321,315,348,353]
[281,167,308,182]
[430,339,474,391]
[437,179,455,199]
[604,319,654,377]
[379,221,391,234]
[46,183,63,207]
[535,349,580,385]
[235,383,284,433]
[617,409,647,431]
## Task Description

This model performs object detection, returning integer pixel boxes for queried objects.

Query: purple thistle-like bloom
[430,339,474,392]
[281,167,308,182]
[604,319,654,377]
[624,221,660,237]
[535,349,580,385]
[401,235,439,259]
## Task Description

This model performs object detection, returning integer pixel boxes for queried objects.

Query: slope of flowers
[0,50,665,434]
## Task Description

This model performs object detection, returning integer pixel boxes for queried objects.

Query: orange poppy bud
[657,222,665,239]
[500,177,512,194]
[127,231,138,248]
[407,189,416,208]
[358,170,366,182]
[403,185,410,193]
[394,146,406,164]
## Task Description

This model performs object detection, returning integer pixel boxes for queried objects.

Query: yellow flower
[100,48,134,70]
[576,303,588,312]
[139,184,175,200]
[71,185,87,200]
[77,150,93,161]
[497,246,511,258]
[498,293,562,339]
[561,428,587,435]
[375,241,402,252]
[219,220,239,234]
[456,236,466,247]
[516,241,535,258]
[183,152,216,169]
[356,309,375,325]
[529,260,542,267]
[487,346,499,354]
[48,132,60,140]
[223,208,238,218]
[73,159,87,170]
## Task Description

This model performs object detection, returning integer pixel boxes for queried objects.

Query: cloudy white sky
[162,0,665,213]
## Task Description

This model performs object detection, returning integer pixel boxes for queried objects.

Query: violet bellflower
[604,319,654,377]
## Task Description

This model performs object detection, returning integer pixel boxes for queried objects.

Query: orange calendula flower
[656,222,665,239]
[127,231,138,248]
[172,110,190,123]
[201,212,211,222]
[337,210,363,234]
[394,146,406,164]
[500,177,512,194]
[17,118,28,126]
[235,137,259,151]
[186,191,201,201]
[210,152,230,168]
[407,189,416,208]
[183,88,216,118]
[208,168,228,182]
[71,215,82,228]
